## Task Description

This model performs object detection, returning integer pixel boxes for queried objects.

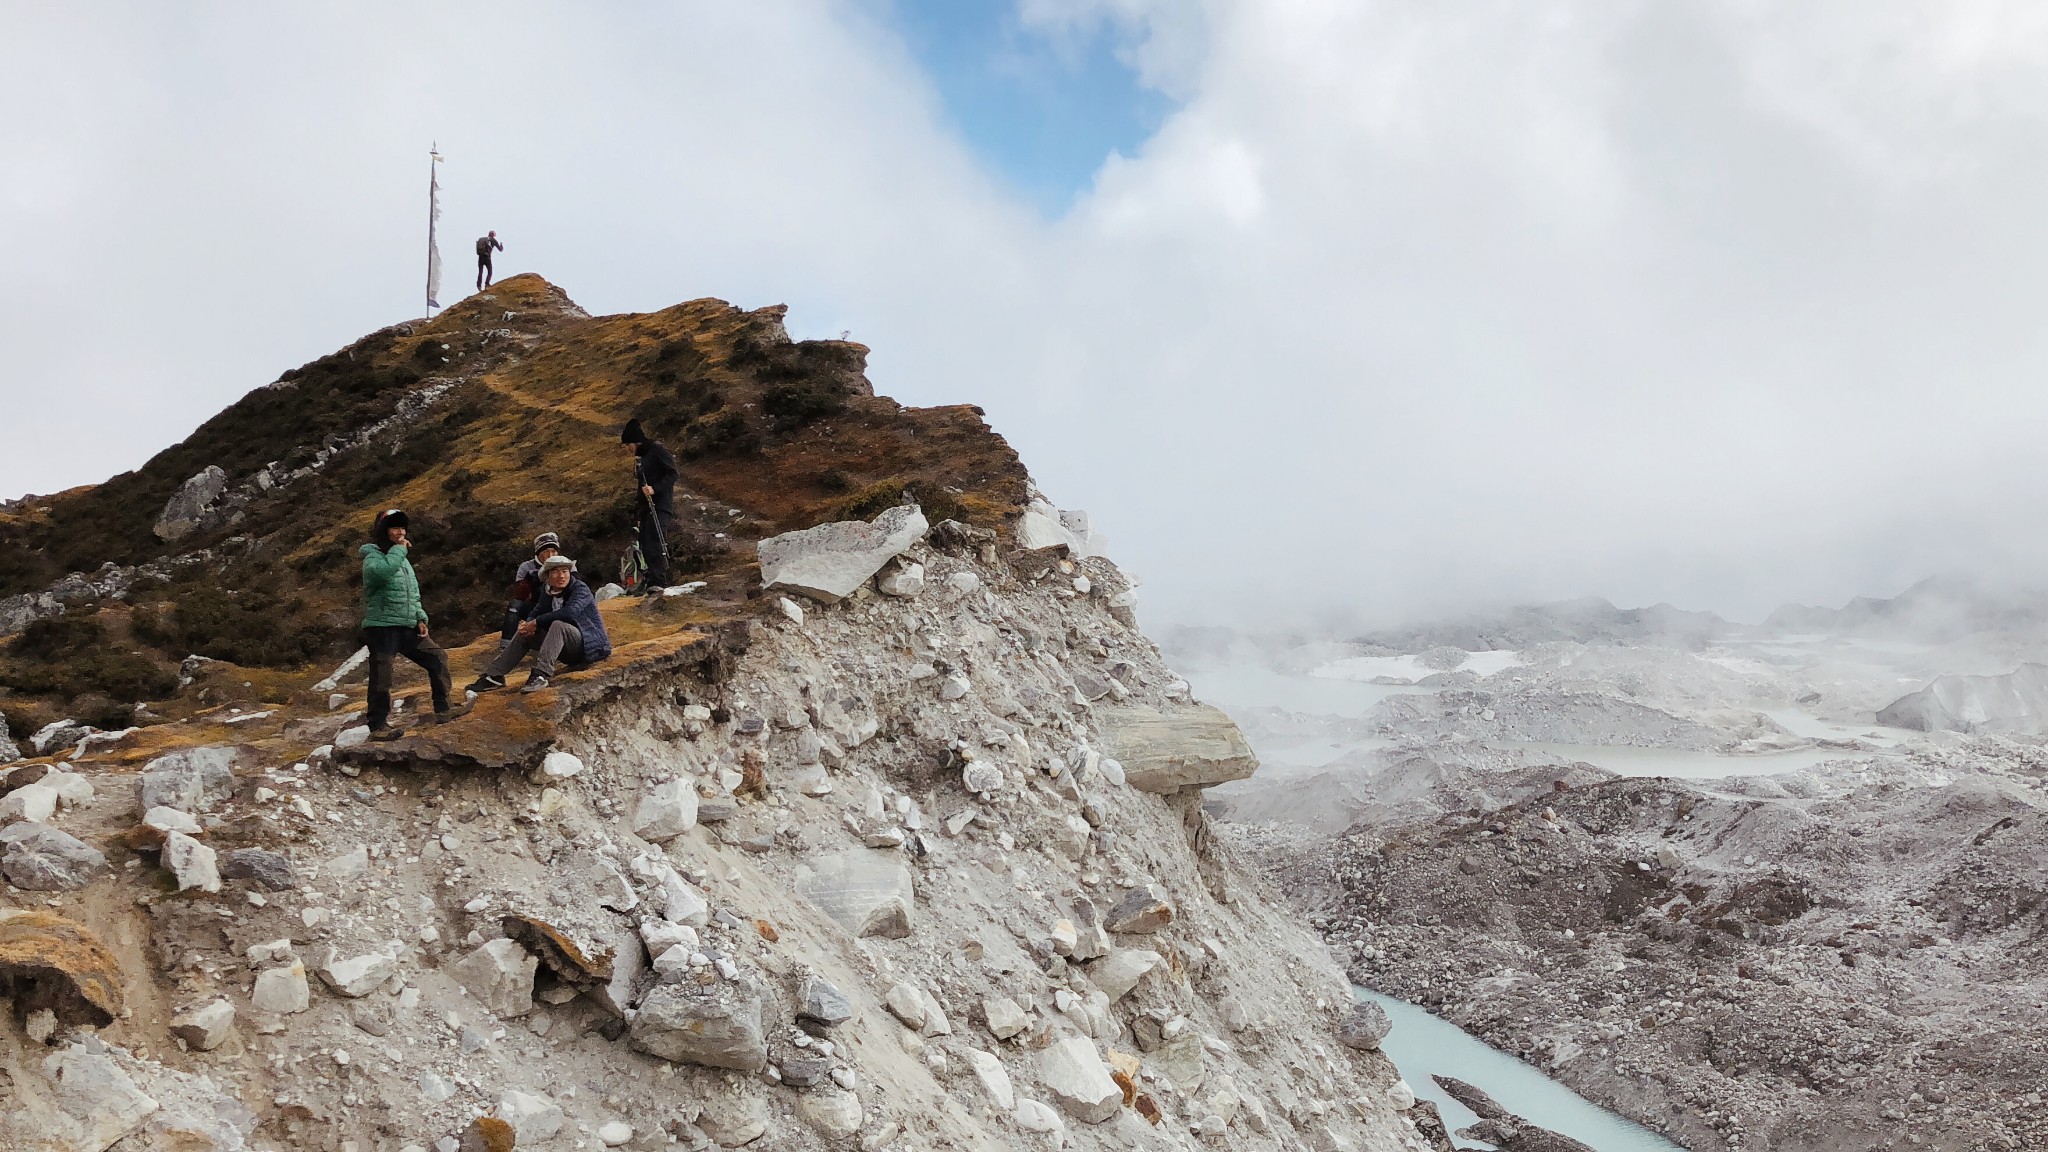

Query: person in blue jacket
[466,554,611,694]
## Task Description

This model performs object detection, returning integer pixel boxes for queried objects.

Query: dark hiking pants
[502,601,535,641]
[364,626,451,730]
[477,255,493,289]
[638,504,670,588]
[485,620,585,680]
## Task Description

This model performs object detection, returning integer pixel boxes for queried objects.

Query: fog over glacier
[7,1,2048,625]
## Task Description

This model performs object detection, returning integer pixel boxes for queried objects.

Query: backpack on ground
[619,541,648,592]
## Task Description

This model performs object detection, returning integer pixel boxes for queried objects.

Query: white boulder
[1040,1037,1122,1123]
[41,1043,160,1150]
[757,504,929,604]
[161,831,221,894]
[1097,704,1259,794]
[317,949,396,998]
[0,782,58,826]
[1087,949,1163,1003]
[497,1090,565,1144]
[876,560,925,597]
[795,850,914,939]
[251,961,310,1015]
[632,778,698,842]
[169,999,236,1052]
[982,996,1028,1040]
[449,938,537,1018]
[142,806,202,835]
[966,1048,1015,1110]
[798,1089,864,1139]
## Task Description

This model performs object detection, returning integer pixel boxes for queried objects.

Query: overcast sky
[7,1,2048,628]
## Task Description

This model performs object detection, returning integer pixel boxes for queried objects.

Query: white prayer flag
[425,148,444,311]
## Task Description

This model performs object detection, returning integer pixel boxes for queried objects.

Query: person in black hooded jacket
[620,418,678,592]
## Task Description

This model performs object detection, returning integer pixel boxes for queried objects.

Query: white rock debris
[0,516,1429,1152]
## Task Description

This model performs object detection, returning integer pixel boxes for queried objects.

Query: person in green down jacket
[359,508,453,739]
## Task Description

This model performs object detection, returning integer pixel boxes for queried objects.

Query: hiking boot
[520,674,552,695]
[425,705,467,726]
[466,674,505,694]
[368,725,406,742]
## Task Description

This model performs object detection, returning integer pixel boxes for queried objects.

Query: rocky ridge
[0,286,1433,1152]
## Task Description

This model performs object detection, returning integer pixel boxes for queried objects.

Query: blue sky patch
[884,1,1170,216]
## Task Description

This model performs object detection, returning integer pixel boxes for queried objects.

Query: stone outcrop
[1039,1037,1123,1123]
[496,1090,565,1145]
[1097,703,1259,793]
[793,850,915,938]
[35,1042,162,1151]
[1338,999,1391,1050]
[0,910,125,1028]
[168,999,236,1051]
[1016,497,1110,559]
[137,746,240,813]
[0,823,109,891]
[1877,662,2048,733]
[757,504,928,603]
[449,939,537,1017]
[153,465,229,542]
[628,983,770,1070]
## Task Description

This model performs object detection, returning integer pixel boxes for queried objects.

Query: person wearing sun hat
[466,553,612,694]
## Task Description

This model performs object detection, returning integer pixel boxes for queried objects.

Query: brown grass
[0,274,1029,726]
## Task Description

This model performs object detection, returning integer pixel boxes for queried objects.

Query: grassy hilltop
[0,275,1028,734]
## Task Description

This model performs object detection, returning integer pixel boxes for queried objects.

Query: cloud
[7,2,2048,629]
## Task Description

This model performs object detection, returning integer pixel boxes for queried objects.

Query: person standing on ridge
[359,509,453,739]
[620,419,677,593]
[475,230,503,290]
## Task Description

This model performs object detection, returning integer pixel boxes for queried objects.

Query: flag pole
[425,144,443,319]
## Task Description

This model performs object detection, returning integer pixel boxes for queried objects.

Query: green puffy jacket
[360,543,429,628]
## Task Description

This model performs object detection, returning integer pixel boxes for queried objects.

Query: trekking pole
[637,461,667,587]
[643,490,667,558]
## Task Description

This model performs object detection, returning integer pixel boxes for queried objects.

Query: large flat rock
[757,505,928,604]
[336,630,715,771]
[794,850,915,938]
[1097,704,1258,793]
[629,983,769,1070]
[137,746,239,813]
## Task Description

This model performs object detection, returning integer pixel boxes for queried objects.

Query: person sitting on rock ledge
[467,554,612,694]
[359,508,454,739]
[500,532,562,641]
